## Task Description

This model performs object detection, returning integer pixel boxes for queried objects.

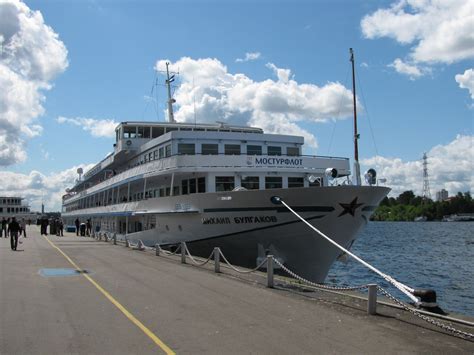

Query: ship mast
[165,62,176,123]
[350,48,361,186]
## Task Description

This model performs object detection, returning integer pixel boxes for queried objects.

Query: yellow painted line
[42,235,175,355]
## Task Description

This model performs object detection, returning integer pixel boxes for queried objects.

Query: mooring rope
[275,197,419,304]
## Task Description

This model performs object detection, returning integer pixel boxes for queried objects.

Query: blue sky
[0,0,472,211]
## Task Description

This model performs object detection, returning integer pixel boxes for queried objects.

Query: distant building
[436,189,449,202]
[0,196,39,221]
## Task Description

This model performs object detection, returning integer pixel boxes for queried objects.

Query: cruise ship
[62,59,390,283]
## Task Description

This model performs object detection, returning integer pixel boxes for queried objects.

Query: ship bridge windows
[224,144,241,155]
[216,176,235,191]
[165,144,171,157]
[241,176,259,190]
[152,126,165,138]
[202,144,218,155]
[181,177,206,195]
[137,126,150,138]
[246,145,262,155]
[267,146,282,156]
[178,143,195,155]
[265,176,282,189]
[123,126,137,138]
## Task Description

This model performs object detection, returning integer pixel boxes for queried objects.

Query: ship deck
[0,226,472,354]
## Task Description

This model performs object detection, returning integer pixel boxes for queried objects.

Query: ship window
[287,147,299,156]
[246,145,262,155]
[166,188,170,196]
[265,176,282,189]
[152,126,164,138]
[149,152,153,161]
[288,177,304,188]
[181,180,188,195]
[178,143,195,155]
[143,127,151,138]
[225,144,240,155]
[241,176,259,190]
[159,188,166,197]
[173,186,180,196]
[189,179,196,194]
[123,126,137,138]
[165,145,171,157]
[0,208,2,212]
[159,147,164,159]
[137,126,145,138]
[154,150,158,159]
[216,176,235,192]
[198,177,206,193]
[202,144,218,155]
[268,146,282,156]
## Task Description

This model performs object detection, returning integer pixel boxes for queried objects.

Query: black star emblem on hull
[338,197,364,217]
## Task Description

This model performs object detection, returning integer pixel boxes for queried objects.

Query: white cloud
[235,52,261,63]
[57,116,119,138]
[155,57,356,149]
[455,68,474,99]
[0,0,68,166]
[361,135,474,197]
[388,58,431,79]
[361,0,474,77]
[0,163,94,212]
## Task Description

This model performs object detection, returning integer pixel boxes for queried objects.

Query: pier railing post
[214,247,220,273]
[367,284,377,315]
[181,242,186,264]
[267,255,274,288]
[113,233,117,245]
[155,244,160,256]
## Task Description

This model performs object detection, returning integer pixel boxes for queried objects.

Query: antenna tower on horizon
[422,152,431,202]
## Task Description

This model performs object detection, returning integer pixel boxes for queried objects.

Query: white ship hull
[64,185,388,283]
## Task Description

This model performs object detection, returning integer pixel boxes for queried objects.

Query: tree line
[371,191,474,221]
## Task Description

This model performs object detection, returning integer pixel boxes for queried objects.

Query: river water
[327,222,474,317]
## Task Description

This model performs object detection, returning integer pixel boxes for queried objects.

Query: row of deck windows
[176,143,299,156]
[0,207,29,213]
[136,143,299,167]
[1,199,22,205]
[65,175,319,212]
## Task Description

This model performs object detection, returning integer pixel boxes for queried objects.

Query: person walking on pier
[75,218,80,236]
[1,217,7,238]
[58,218,64,237]
[20,217,27,238]
[86,219,91,237]
[9,217,20,251]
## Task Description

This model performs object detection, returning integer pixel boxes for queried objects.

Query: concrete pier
[0,226,472,354]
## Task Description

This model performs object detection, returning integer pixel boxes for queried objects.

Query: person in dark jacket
[1,217,7,238]
[75,218,80,236]
[9,217,21,251]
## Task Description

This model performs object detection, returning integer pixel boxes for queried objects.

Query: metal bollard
[214,247,220,273]
[367,284,377,315]
[125,238,129,248]
[181,242,186,264]
[155,244,160,256]
[113,233,117,245]
[267,255,274,288]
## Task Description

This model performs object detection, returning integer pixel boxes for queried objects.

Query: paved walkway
[0,226,472,354]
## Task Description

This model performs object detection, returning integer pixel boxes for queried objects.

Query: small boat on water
[414,216,427,222]
[61,50,389,283]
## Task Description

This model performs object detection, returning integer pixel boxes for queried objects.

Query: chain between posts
[99,237,474,340]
